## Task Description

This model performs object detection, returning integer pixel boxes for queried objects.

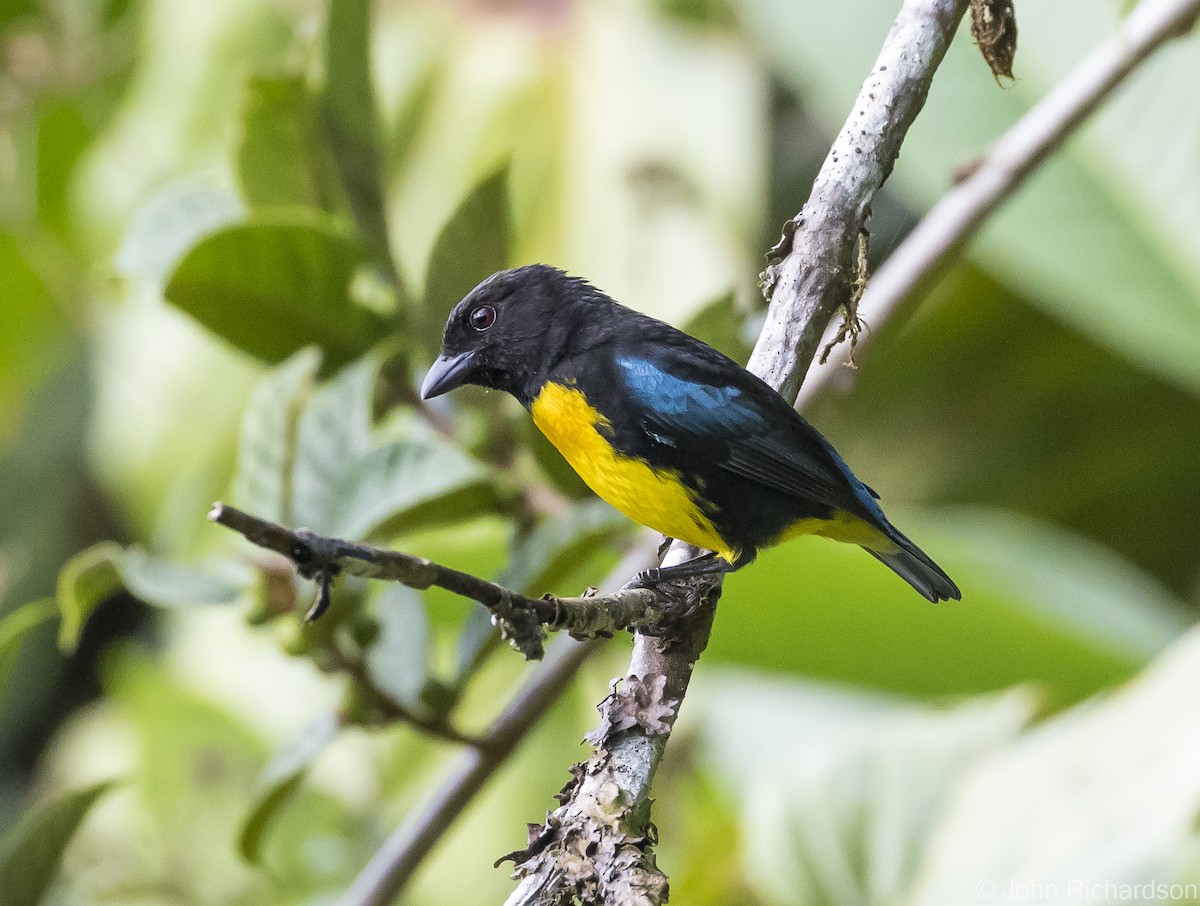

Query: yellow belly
[530,382,735,559]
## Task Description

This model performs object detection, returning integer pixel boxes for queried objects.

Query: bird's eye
[468,304,496,331]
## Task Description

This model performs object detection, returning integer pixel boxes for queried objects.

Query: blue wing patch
[615,355,883,518]
[616,356,764,435]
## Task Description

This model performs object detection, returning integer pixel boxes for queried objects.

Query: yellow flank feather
[776,512,898,550]
[530,382,735,560]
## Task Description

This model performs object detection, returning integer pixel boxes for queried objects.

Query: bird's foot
[624,553,733,631]
[628,552,732,587]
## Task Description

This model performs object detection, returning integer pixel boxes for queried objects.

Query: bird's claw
[628,567,664,589]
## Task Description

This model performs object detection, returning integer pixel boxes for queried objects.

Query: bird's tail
[865,527,960,603]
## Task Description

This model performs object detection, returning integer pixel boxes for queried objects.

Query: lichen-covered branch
[209,502,662,661]
[502,580,719,905]
[750,0,971,400]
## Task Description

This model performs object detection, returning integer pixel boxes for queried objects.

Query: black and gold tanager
[421,265,960,602]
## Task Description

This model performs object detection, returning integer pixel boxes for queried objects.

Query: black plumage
[422,264,959,602]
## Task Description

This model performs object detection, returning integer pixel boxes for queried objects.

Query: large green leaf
[290,355,501,538]
[290,355,378,533]
[118,548,245,610]
[910,623,1200,903]
[365,584,431,710]
[697,674,1035,906]
[321,0,396,282]
[237,710,341,864]
[164,217,387,368]
[0,780,120,906]
[742,0,1200,394]
[419,165,511,350]
[710,507,1190,706]
[332,436,498,540]
[113,175,245,285]
[232,348,322,524]
[238,75,344,211]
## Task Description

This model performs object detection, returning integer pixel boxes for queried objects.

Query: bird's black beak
[421,350,477,399]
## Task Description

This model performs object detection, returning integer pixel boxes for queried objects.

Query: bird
[421,264,959,602]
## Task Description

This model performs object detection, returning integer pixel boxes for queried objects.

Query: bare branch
[209,502,664,661]
[799,0,1200,408]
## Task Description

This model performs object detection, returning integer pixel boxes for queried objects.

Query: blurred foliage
[0,0,1197,904]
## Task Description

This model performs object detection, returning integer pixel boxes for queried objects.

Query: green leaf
[55,542,123,654]
[682,290,754,364]
[0,599,57,691]
[164,217,386,368]
[238,711,341,864]
[497,500,628,595]
[333,437,499,539]
[745,0,1200,394]
[365,584,430,709]
[290,355,378,533]
[290,355,501,537]
[118,548,245,610]
[910,624,1200,903]
[0,779,120,906]
[238,75,344,211]
[931,509,1189,659]
[56,543,245,650]
[114,175,245,284]
[697,674,1034,906]
[420,165,511,349]
[321,0,396,283]
[232,348,323,524]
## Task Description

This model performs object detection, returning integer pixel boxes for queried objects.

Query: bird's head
[420,264,596,406]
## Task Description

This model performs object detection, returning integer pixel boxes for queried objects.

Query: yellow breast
[529,382,734,560]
